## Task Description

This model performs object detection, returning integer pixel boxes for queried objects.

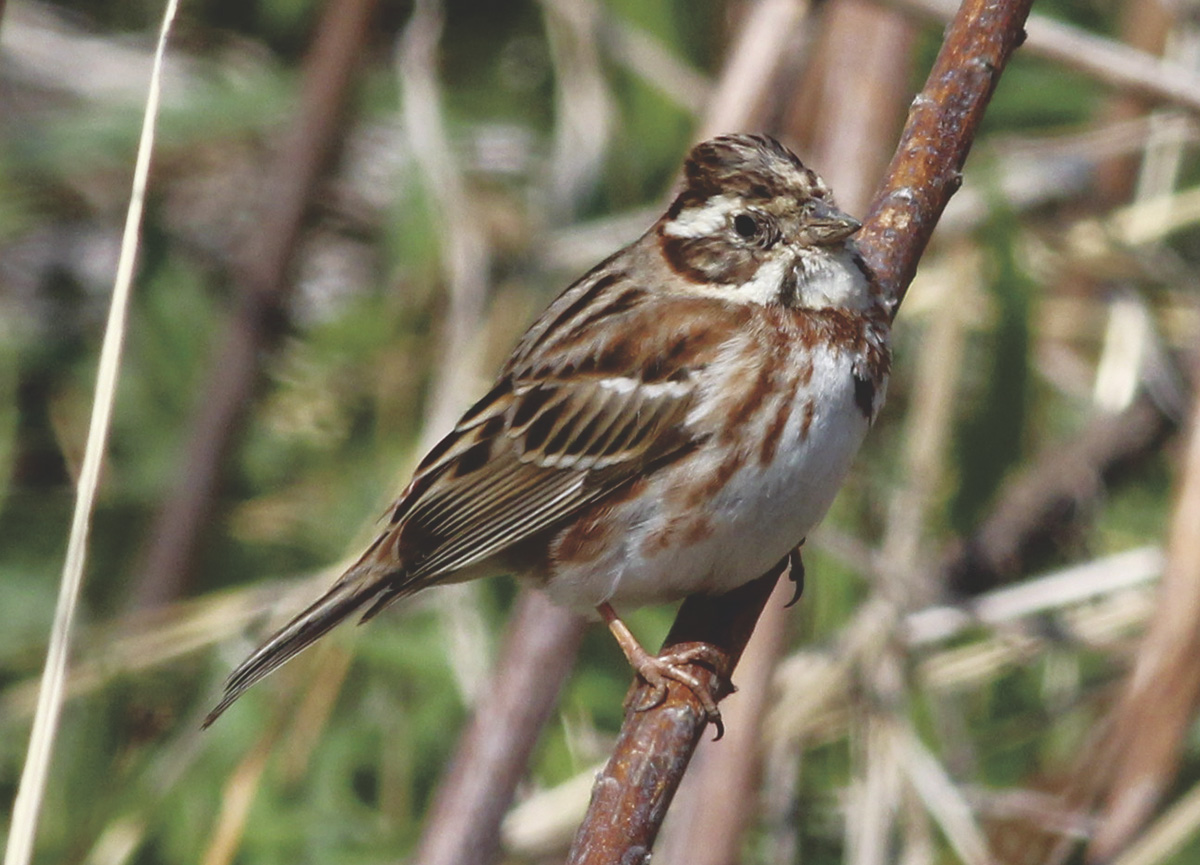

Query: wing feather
[380,288,745,586]
[206,279,752,723]
[400,382,689,582]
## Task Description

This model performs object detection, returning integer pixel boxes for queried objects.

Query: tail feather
[202,575,386,728]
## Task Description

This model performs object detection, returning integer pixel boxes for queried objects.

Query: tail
[202,571,394,728]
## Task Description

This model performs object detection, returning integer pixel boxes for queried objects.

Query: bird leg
[597,601,729,738]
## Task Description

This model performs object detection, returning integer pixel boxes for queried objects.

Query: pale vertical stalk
[896,724,992,865]
[694,0,810,141]
[540,0,615,214]
[1093,31,1197,413]
[878,249,973,602]
[847,715,903,865]
[1108,781,1200,865]
[3,2,179,864]
[395,0,494,706]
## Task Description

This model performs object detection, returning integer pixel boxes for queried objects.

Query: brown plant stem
[1085,377,1200,859]
[564,0,1034,859]
[653,578,795,865]
[129,0,380,609]
[413,590,586,865]
[565,568,782,865]
[896,0,1200,116]
[857,0,1033,315]
[942,390,1176,596]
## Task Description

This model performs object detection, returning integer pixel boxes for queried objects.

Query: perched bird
[203,133,890,729]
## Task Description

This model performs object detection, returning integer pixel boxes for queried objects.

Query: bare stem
[413,591,586,865]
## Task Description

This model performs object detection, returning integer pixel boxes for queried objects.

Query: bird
[203,133,890,730]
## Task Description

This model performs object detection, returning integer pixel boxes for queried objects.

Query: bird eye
[733,213,759,239]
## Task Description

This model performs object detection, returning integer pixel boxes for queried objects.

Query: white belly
[544,345,873,610]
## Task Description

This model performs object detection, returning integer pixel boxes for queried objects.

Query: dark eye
[733,213,759,239]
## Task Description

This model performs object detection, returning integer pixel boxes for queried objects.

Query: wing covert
[381,290,747,586]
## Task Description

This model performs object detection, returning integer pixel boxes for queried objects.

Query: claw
[631,681,668,713]
[784,543,806,608]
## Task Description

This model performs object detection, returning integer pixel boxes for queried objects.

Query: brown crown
[670,134,832,217]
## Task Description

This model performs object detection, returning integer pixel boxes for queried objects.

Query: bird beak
[804,201,861,245]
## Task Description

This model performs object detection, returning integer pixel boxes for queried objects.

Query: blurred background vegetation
[2,0,1200,863]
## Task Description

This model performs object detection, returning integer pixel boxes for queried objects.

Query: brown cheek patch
[659,232,759,285]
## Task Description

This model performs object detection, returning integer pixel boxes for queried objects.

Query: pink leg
[597,602,728,735]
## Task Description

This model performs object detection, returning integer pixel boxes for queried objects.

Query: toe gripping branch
[600,546,803,741]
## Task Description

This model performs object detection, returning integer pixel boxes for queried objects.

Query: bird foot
[626,641,730,739]
[598,602,730,739]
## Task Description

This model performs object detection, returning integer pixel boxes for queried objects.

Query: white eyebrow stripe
[661,194,741,238]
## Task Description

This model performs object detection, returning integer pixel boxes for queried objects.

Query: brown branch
[942,390,1176,596]
[564,0,1034,859]
[565,569,782,865]
[896,0,1200,118]
[857,0,1032,313]
[413,590,586,865]
[1085,374,1200,860]
[129,0,381,609]
[652,578,795,865]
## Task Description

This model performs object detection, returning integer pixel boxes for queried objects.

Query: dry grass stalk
[3,3,180,864]
[897,0,1200,115]
[1087,378,1200,859]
